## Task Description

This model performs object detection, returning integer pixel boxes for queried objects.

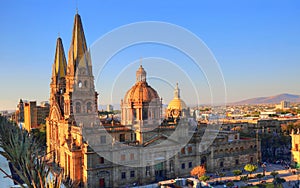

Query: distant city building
[276,100,290,110]
[106,104,113,112]
[46,13,261,188]
[15,99,24,124]
[24,101,49,131]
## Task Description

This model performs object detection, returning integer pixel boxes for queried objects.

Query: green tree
[199,175,210,182]
[240,175,248,182]
[244,164,258,178]
[270,171,279,179]
[256,173,264,182]
[232,169,242,180]
[226,181,234,188]
[0,116,74,188]
[275,177,286,185]
[219,172,226,182]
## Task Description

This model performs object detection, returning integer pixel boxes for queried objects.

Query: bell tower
[50,37,67,113]
[64,13,98,122]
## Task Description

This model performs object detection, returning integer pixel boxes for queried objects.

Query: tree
[190,165,206,178]
[226,181,234,188]
[256,173,264,182]
[218,172,226,182]
[244,164,258,178]
[270,171,279,179]
[0,116,72,188]
[240,175,248,182]
[199,175,210,182]
[275,177,286,185]
[232,169,242,180]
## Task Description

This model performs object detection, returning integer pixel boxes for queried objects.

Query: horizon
[1,1,300,111]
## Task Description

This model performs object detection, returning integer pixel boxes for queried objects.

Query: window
[87,102,92,113]
[119,134,125,142]
[220,161,224,167]
[100,136,106,144]
[99,157,104,164]
[121,154,125,161]
[250,157,253,163]
[146,166,150,176]
[78,81,82,88]
[130,153,134,160]
[188,146,192,154]
[181,148,185,154]
[181,163,185,169]
[121,172,126,179]
[296,144,299,151]
[169,160,174,172]
[84,80,88,87]
[189,162,192,168]
[235,159,239,165]
[75,102,81,113]
[130,171,135,178]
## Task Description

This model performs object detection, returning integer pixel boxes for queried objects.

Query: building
[23,101,49,131]
[291,129,300,167]
[46,13,261,188]
[276,100,290,110]
[106,104,113,112]
[15,99,24,124]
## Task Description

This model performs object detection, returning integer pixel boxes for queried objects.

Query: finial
[58,32,60,38]
[140,57,142,67]
[76,0,79,14]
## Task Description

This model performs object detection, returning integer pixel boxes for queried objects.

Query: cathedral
[46,13,261,188]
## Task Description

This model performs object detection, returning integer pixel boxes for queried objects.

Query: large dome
[124,82,160,103]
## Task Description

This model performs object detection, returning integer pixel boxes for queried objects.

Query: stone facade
[46,13,261,188]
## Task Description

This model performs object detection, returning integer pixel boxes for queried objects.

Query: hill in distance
[233,93,300,105]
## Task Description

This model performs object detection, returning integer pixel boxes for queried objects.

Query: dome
[167,98,187,110]
[124,82,160,103]
[167,83,187,110]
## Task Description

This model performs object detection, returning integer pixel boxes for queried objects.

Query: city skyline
[1,1,300,111]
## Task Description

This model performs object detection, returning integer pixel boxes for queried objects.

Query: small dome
[124,82,159,103]
[167,83,187,110]
[167,98,187,110]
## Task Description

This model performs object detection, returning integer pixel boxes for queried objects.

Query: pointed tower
[64,12,98,121]
[50,37,67,112]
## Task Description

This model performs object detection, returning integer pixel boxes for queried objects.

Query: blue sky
[0,0,299,110]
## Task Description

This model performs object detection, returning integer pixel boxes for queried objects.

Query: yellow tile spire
[68,13,90,76]
[53,37,67,80]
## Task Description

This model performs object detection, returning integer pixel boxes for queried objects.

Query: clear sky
[0,0,299,111]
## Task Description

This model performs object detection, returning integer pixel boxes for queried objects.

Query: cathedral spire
[67,13,90,76]
[54,37,67,81]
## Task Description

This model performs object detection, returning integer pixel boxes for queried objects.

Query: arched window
[78,81,82,88]
[84,80,88,88]
[87,102,92,113]
[76,102,81,113]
